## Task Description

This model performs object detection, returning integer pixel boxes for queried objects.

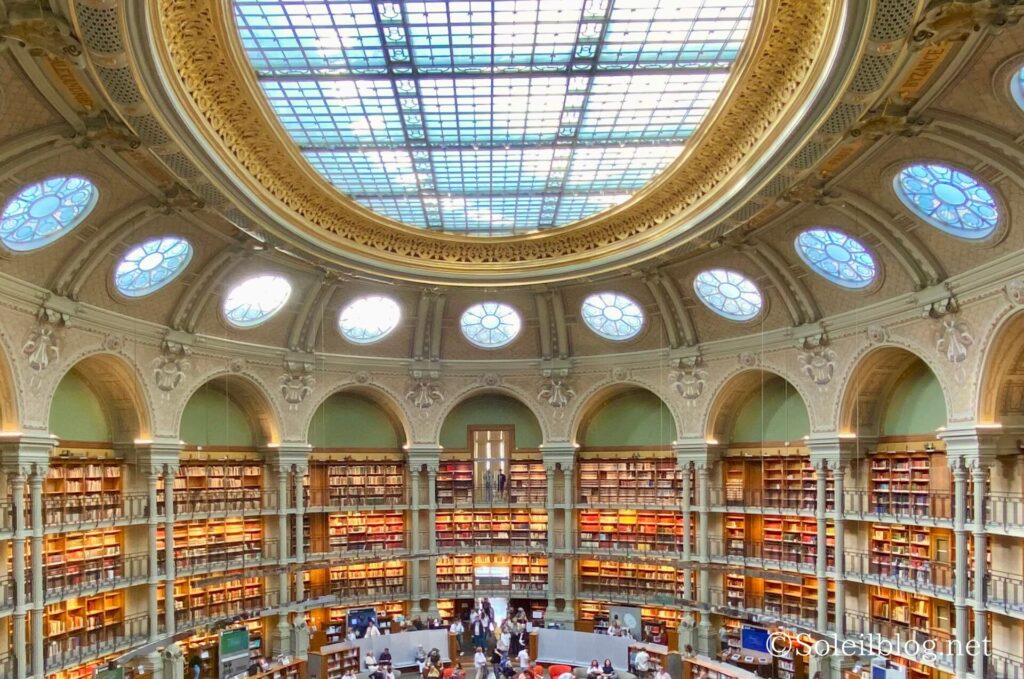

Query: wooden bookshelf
[870,524,951,580]
[44,460,122,524]
[725,514,746,557]
[163,574,265,627]
[578,559,688,599]
[870,585,935,641]
[315,461,406,507]
[158,517,263,569]
[578,459,682,506]
[725,574,745,609]
[762,516,834,567]
[576,600,683,639]
[326,561,406,599]
[309,643,362,679]
[509,461,546,504]
[870,450,949,517]
[437,555,473,592]
[719,617,742,660]
[253,659,303,679]
[758,576,834,625]
[164,461,262,514]
[47,654,136,679]
[178,620,265,675]
[45,592,124,657]
[44,528,123,590]
[436,461,474,504]
[324,511,405,552]
[437,598,455,622]
[316,601,408,645]
[436,510,547,549]
[578,509,683,553]
[723,455,833,511]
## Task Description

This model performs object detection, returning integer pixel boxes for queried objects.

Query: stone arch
[176,371,281,447]
[0,327,19,431]
[836,344,950,437]
[303,384,411,448]
[432,385,547,449]
[571,383,680,447]
[47,351,154,442]
[975,307,1024,426]
[703,368,810,445]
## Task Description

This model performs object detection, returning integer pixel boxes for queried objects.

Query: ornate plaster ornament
[738,352,759,368]
[1004,279,1024,306]
[798,335,836,387]
[354,371,371,385]
[480,372,501,387]
[0,7,84,66]
[670,358,707,403]
[406,380,443,410]
[103,334,125,352]
[22,310,63,385]
[935,316,974,379]
[866,323,888,344]
[912,0,1024,48]
[610,367,630,381]
[151,340,191,397]
[280,361,314,410]
[229,358,246,373]
[538,378,576,415]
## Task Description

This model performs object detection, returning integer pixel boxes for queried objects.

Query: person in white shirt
[517,648,529,668]
[367,623,381,637]
[633,649,650,679]
[342,670,356,679]
[346,627,358,642]
[365,651,378,673]
[415,646,428,673]
[474,646,488,679]
[452,618,466,654]
[654,666,670,679]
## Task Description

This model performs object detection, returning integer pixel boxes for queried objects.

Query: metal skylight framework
[234,0,754,235]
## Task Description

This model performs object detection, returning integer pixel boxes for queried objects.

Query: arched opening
[572,387,687,636]
[837,347,956,643]
[303,390,410,628]
[44,353,152,647]
[435,392,546,624]
[0,341,18,432]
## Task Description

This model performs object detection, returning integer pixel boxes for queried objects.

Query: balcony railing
[987,493,1024,530]
[168,488,273,516]
[44,614,148,673]
[843,550,953,597]
[843,611,958,670]
[707,487,832,513]
[842,489,953,522]
[44,551,149,601]
[577,487,683,508]
[0,575,12,610]
[708,537,832,571]
[984,570,1024,614]
[160,539,279,574]
[435,483,548,508]
[171,589,279,631]
[305,487,409,510]
[990,650,1024,679]
[42,493,148,529]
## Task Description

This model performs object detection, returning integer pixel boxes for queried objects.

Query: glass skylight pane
[234,0,755,234]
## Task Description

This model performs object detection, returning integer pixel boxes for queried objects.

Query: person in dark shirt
[413,616,426,631]
[379,649,393,669]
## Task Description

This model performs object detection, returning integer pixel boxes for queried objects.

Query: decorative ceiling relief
[406,379,443,411]
[538,370,576,419]
[670,357,707,403]
[798,335,836,387]
[22,308,65,387]
[280,360,315,410]
[152,341,192,397]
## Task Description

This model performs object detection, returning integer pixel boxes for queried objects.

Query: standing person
[472,612,487,650]
[189,654,203,679]
[367,621,381,637]
[475,647,489,679]
[451,617,466,654]
[517,646,529,669]
[496,621,511,657]
[346,626,358,642]
[498,471,507,497]
[633,649,650,679]
[654,666,670,679]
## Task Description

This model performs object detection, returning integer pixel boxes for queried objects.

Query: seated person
[654,666,670,679]
[366,652,378,673]
[588,661,603,679]
[428,648,442,667]
[379,649,393,669]
[424,664,442,679]
[416,646,428,673]
[601,659,615,679]
[342,671,356,679]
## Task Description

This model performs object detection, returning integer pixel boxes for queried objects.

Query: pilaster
[407,445,442,613]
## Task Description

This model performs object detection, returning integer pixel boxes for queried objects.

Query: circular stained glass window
[460,302,522,348]
[339,295,401,344]
[114,236,194,297]
[1011,65,1024,112]
[0,176,98,252]
[893,163,999,239]
[223,275,292,328]
[794,228,876,289]
[580,292,645,341]
[692,268,763,321]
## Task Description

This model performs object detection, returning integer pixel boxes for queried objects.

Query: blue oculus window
[794,228,876,289]
[223,275,292,328]
[892,163,999,239]
[114,236,194,297]
[1012,65,1024,112]
[460,302,522,348]
[0,176,98,252]
[692,268,762,321]
[580,292,645,341]
[339,295,402,344]
[233,0,755,235]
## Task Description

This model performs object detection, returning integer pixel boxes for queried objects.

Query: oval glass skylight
[233,0,755,236]
[114,236,194,297]
[893,163,999,239]
[0,176,98,252]
[794,228,876,289]
[1012,65,1024,111]
[581,292,645,341]
[693,269,763,321]
[223,275,292,328]
[339,295,401,344]
[460,302,522,348]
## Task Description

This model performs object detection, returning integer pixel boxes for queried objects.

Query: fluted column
[681,462,692,600]
[832,464,846,637]
[972,462,989,679]
[29,468,44,679]
[294,464,307,601]
[696,462,710,602]
[428,463,439,603]
[562,463,574,551]
[146,469,160,641]
[952,459,969,679]
[410,466,421,553]
[815,460,828,631]
[545,464,556,552]
[163,463,176,636]
[10,471,26,679]
[274,464,291,654]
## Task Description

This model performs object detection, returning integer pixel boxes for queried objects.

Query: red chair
[548,664,573,679]
[444,668,455,679]
[531,665,545,679]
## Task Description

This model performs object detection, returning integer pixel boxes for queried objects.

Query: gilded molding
[153,0,841,274]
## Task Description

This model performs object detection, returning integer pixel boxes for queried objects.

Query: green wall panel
[581,389,675,447]
[309,393,401,449]
[50,369,111,442]
[731,378,809,443]
[180,384,254,447]
[440,394,542,450]
[883,362,946,435]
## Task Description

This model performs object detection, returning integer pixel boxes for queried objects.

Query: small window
[223,275,292,328]
[580,292,645,341]
[892,163,999,239]
[1012,64,1024,112]
[338,295,401,344]
[692,268,763,321]
[0,176,98,251]
[460,302,522,348]
[114,236,194,297]
[794,228,876,289]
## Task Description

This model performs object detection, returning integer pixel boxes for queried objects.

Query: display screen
[740,626,770,654]
[94,668,124,679]
[348,607,379,636]
[220,628,250,657]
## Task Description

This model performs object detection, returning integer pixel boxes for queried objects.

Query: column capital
[128,437,183,473]
[540,441,577,469]
[806,432,859,469]
[937,423,1007,468]
[673,437,723,468]
[264,442,312,469]
[0,431,56,475]
[405,443,442,471]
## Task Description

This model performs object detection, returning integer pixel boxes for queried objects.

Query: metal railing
[990,650,1024,679]
[44,613,148,673]
[842,611,958,670]
[0,575,12,610]
[169,488,272,516]
[44,551,149,601]
[842,489,953,522]
[305,537,407,560]
[160,538,278,573]
[171,589,279,631]
[306,487,409,510]
[986,493,1024,530]
[42,492,148,529]
[708,537,830,571]
[577,536,686,556]
[984,570,1024,613]
[435,482,547,508]
[707,486,832,513]
[577,488,683,508]
[843,550,953,597]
